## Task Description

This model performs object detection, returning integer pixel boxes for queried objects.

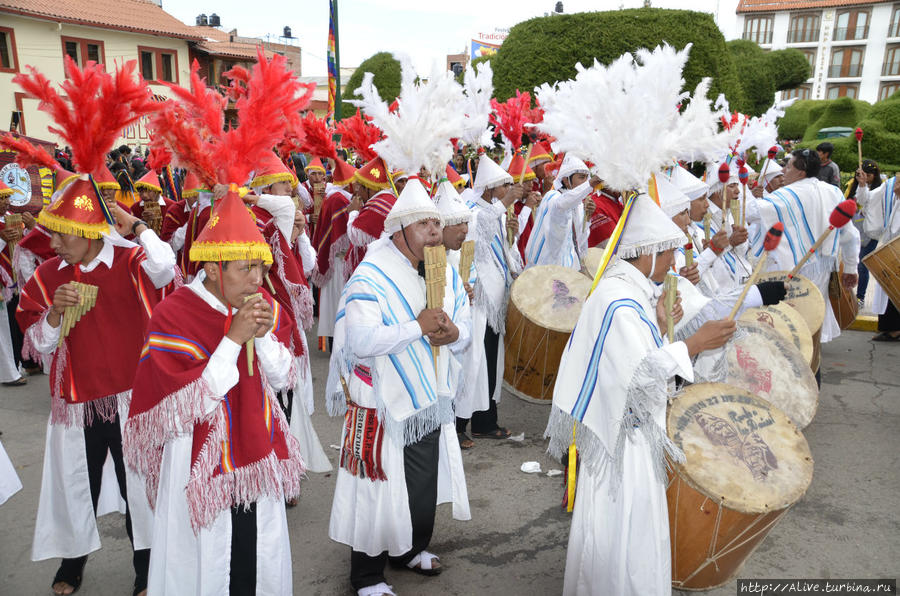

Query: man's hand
[524,191,541,210]
[242,193,259,206]
[729,225,748,247]
[292,211,307,242]
[112,205,139,237]
[213,183,229,200]
[21,211,36,230]
[428,318,459,347]
[685,319,736,356]
[655,292,683,331]
[506,214,519,238]
[711,230,729,252]
[463,282,475,304]
[751,185,764,199]
[842,273,858,291]
[502,184,524,207]
[417,308,446,336]
[855,168,867,187]
[679,263,701,285]
[0,227,20,243]
[589,175,601,188]
[348,194,362,213]
[226,295,273,344]
[310,211,319,225]
[583,197,596,218]
[48,283,82,327]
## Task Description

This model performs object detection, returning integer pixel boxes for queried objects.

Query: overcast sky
[163,0,741,78]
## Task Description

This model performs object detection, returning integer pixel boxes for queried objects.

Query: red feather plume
[297,113,337,161]
[0,133,57,170]
[145,137,172,172]
[490,90,532,151]
[13,56,158,176]
[335,109,383,162]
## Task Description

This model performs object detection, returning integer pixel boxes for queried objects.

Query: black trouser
[857,238,879,299]
[57,414,150,591]
[229,502,257,596]
[349,428,440,591]
[879,299,900,332]
[277,389,294,424]
[5,295,37,370]
[469,326,501,434]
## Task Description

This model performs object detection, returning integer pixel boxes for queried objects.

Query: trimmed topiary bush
[489,8,747,111]
[341,52,401,118]
[802,96,872,142]
[779,99,818,139]
[725,40,811,115]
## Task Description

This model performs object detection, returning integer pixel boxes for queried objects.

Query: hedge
[489,8,747,112]
[780,98,872,141]
[340,52,401,118]
[725,40,810,115]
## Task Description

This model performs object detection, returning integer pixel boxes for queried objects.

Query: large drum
[503,265,591,402]
[694,321,818,429]
[757,271,825,373]
[863,235,900,307]
[667,383,814,590]
[739,303,814,367]
[828,266,859,330]
[582,246,606,279]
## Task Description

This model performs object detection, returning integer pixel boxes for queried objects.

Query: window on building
[891,5,900,38]
[137,46,178,83]
[783,85,812,100]
[885,45,900,76]
[61,36,104,69]
[0,27,18,73]
[880,82,900,100]
[788,13,820,44]
[826,84,859,99]
[834,9,870,41]
[800,49,817,71]
[743,15,774,44]
[829,47,864,78]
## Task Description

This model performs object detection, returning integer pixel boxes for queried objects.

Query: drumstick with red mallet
[754,146,779,191]
[738,165,749,227]
[727,223,784,320]
[787,199,857,279]
[855,128,864,169]
[718,162,731,228]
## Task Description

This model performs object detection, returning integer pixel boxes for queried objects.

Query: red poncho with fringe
[125,286,303,531]
[179,205,211,279]
[160,199,190,242]
[344,190,395,275]
[310,189,350,286]
[262,219,313,346]
[18,224,56,262]
[16,245,159,426]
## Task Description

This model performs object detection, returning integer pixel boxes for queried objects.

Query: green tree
[341,52,401,116]
[488,8,747,111]
[725,40,810,115]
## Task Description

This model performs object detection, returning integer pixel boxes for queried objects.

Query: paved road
[1,329,898,595]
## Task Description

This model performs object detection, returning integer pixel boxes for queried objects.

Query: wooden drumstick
[717,162,731,228]
[855,128,864,169]
[684,234,694,268]
[244,292,263,376]
[787,200,857,279]
[703,212,712,243]
[738,166,749,227]
[754,146,778,191]
[727,223,784,320]
[664,273,678,343]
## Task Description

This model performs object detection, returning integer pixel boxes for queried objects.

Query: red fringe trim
[50,392,125,428]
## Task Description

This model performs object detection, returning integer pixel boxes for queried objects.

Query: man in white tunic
[545,194,736,596]
[327,177,471,596]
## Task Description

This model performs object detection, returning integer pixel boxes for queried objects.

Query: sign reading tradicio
[471,29,509,60]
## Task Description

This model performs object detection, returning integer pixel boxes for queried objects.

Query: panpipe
[312,182,326,218]
[506,204,516,247]
[664,273,678,343]
[423,246,447,374]
[244,292,263,376]
[730,200,741,229]
[58,283,98,346]
[703,212,712,243]
[142,202,163,235]
[684,232,694,268]
[458,240,475,283]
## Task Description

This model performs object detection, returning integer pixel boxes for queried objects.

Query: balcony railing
[742,31,773,44]
[833,26,868,41]
[787,29,819,43]
[883,62,900,77]
[828,64,863,77]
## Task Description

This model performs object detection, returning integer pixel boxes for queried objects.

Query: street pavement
[1,328,898,595]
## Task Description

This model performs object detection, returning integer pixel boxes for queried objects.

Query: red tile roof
[192,26,275,60]
[737,0,883,13]
[0,0,203,40]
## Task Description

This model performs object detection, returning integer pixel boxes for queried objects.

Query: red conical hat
[134,169,162,193]
[507,154,536,182]
[181,171,205,199]
[305,157,326,174]
[189,187,272,264]
[94,165,120,190]
[445,165,464,189]
[37,176,113,239]
[331,157,357,187]
[528,141,553,165]
[353,156,391,191]
[53,164,79,193]
[250,152,297,189]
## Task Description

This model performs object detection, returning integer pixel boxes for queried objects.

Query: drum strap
[566,426,577,512]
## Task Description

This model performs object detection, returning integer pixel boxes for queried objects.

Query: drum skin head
[668,383,813,514]
[740,303,813,367]
[510,265,591,333]
[757,271,825,336]
[582,247,605,279]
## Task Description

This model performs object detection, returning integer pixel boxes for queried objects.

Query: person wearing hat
[131,170,175,234]
[297,156,330,237]
[326,176,471,596]
[459,153,521,440]
[524,154,597,269]
[0,180,26,386]
[702,161,753,291]
[505,151,543,262]
[545,194,736,596]
[345,155,398,276]
[751,157,784,198]
[125,189,304,594]
[11,56,173,596]
[311,157,358,351]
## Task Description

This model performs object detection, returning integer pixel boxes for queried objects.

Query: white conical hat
[384,177,441,235]
[760,158,783,183]
[617,193,685,259]
[705,160,739,196]
[653,173,691,218]
[666,165,709,200]
[434,180,471,226]
[473,154,512,192]
[554,154,590,189]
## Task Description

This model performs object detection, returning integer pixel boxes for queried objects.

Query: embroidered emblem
[208,215,220,228]
[73,195,94,211]
[369,167,381,179]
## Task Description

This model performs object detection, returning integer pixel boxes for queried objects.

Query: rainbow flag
[327,0,338,121]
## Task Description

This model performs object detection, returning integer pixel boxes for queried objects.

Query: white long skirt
[31,397,154,561]
[0,438,22,506]
[455,310,489,420]
[0,303,20,383]
[317,268,346,339]
[563,432,671,596]
[147,435,293,596]
[288,357,332,473]
[329,422,470,557]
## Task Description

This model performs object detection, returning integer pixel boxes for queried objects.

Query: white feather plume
[460,61,495,149]
[666,78,739,164]
[350,55,466,177]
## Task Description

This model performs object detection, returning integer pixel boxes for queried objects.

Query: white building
[736,0,900,102]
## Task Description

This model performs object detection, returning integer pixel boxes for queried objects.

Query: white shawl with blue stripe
[544,259,693,490]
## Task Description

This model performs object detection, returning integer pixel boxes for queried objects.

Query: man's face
[49,231,93,265]
[725,182,740,201]
[267,181,293,196]
[307,170,325,185]
[101,188,117,204]
[442,222,468,250]
[533,162,546,179]
[672,209,691,233]
[204,259,265,308]
[394,178,407,194]
[490,182,512,202]
[766,174,784,192]
[689,196,708,222]
[565,172,589,189]
[782,157,804,186]
[138,189,159,204]
[650,249,676,283]
[817,150,828,163]
[396,218,442,262]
